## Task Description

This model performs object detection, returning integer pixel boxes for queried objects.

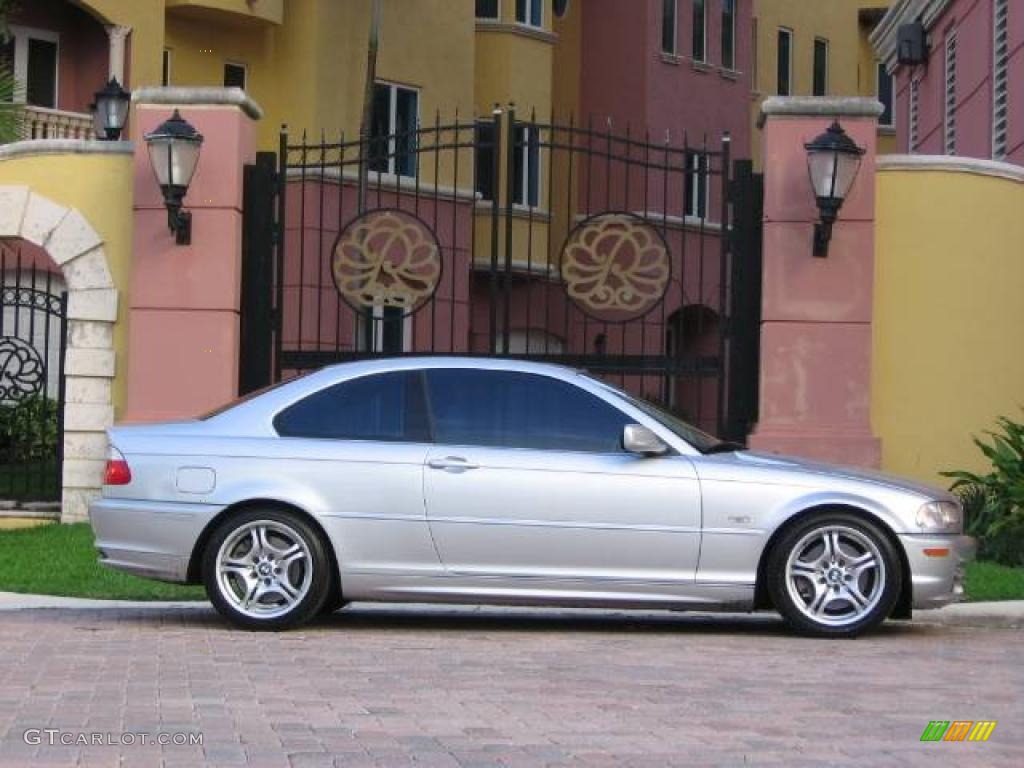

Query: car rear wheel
[202,509,330,631]
[766,512,901,638]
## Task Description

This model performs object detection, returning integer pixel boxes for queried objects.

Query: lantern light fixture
[144,109,204,246]
[90,77,131,141]
[804,120,865,257]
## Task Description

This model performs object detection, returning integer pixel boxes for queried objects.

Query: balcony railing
[20,106,95,141]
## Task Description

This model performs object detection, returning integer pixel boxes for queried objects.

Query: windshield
[582,374,726,453]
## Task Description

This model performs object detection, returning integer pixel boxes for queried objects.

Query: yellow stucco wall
[751,0,893,167]
[873,160,1024,485]
[0,152,134,416]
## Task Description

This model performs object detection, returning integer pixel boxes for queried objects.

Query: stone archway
[0,185,117,522]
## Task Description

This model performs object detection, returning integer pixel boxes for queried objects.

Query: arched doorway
[0,184,118,522]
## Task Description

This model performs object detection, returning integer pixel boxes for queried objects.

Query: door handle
[427,457,480,471]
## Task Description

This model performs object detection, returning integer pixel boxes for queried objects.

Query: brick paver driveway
[0,605,1020,767]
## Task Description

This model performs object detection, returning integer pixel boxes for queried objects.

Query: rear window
[273,370,430,442]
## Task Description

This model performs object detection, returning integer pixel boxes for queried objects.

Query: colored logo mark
[920,721,997,742]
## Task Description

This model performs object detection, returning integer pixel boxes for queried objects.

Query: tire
[766,512,902,638]
[319,581,349,615]
[202,508,331,631]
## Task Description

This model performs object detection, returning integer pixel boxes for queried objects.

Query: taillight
[103,446,132,486]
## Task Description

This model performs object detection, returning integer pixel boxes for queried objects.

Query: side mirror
[622,424,668,456]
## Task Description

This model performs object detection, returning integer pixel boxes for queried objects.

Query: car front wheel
[202,509,330,631]
[767,512,901,637]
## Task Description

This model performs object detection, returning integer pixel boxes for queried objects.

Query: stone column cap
[132,87,264,120]
[760,96,883,126]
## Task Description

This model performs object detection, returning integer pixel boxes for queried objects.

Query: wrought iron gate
[0,243,67,502]
[240,110,763,440]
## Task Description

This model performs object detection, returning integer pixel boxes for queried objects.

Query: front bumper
[89,497,223,583]
[899,534,976,610]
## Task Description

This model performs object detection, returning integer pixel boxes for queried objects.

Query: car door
[422,368,702,585]
[272,369,442,575]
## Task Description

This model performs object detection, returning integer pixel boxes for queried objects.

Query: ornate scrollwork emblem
[0,337,45,404]
[331,209,442,315]
[561,213,671,322]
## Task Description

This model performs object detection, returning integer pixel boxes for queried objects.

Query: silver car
[89,358,973,636]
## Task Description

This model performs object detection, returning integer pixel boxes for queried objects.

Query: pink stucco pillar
[125,88,263,422]
[748,97,883,467]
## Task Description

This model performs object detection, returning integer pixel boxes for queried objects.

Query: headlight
[915,501,963,532]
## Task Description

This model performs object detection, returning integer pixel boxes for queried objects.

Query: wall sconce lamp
[90,78,130,141]
[805,120,865,257]
[144,110,203,246]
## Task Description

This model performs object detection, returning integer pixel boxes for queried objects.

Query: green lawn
[0,522,205,601]
[0,522,1021,603]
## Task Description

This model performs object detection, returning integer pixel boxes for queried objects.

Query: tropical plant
[0,0,24,144]
[943,413,1024,566]
[0,395,59,464]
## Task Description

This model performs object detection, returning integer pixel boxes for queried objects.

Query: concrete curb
[1,592,1021,628]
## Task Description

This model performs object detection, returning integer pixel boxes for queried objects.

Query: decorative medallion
[0,337,45,404]
[331,209,442,315]
[560,212,671,322]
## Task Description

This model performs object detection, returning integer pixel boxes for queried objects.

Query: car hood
[724,451,954,502]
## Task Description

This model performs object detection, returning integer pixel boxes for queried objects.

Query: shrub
[0,396,60,464]
[943,414,1024,567]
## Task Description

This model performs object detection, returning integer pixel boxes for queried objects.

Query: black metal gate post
[724,159,764,443]
[239,151,279,395]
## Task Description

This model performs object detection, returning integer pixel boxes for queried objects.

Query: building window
[223,62,247,90]
[356,307,407,355]
[876,62,893,128]
[5,26,59,109]
[909,77,920,153]
[944,33,957,155]
[685,151,707,218]
[993,0,1009,159]
[813,38,828,96]
[475,120,496,201]
[662,0,677,55]
[516,0,543,28]
[721,0,736,70]
[476,0,499,19]
[161,49,172,86]
[370,82,419,178]
[692,0,706,62]
[777,27,792,96]
[513,124,540,208]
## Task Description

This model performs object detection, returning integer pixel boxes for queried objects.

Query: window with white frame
[813,38,828,96]
[662,0,677,55]
[777,27,793,96]
[513,124,541,208]
[476,0,499,19]
[370,82,419,178]
[877,62,893,128]
[685,151,708,219]
[4,26,59,108]
[909,77,920,152]
[692,0,706,63]
[516,0,543,28]
[993,0,1009,159]
[721,0,736,70]
[944,33,957,155]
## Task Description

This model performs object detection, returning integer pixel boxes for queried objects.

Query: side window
[274,371,429,442]
[426,370,631,453]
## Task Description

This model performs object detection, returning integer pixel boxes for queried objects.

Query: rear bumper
[899,534,976,610]
[89,497,224,583]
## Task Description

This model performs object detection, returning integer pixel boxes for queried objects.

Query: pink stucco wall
[8,0,109,114]
[750,104,882,467]
[892,0,1024,164]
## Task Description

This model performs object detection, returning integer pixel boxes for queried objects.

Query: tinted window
[275,371,429,442]
[426,370,631,453]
